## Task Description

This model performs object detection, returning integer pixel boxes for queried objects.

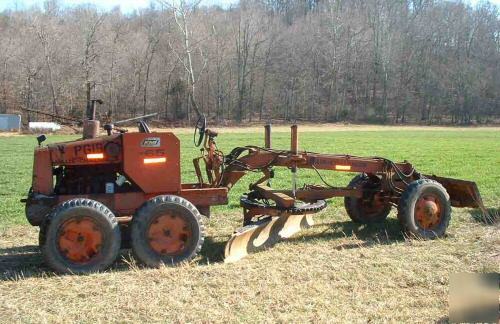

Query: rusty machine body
[24,102,486,273]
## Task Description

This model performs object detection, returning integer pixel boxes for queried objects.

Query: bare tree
[0,0,497,125]
[33,14,60,116]
[158,0,208,122]
[77,9,105,117]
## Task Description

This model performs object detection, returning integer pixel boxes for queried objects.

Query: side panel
[48,134,122,166]
[122,132,181,194]
[32,147,53,194]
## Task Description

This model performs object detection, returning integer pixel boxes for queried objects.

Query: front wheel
[131,195,205,267]
[344,174,392,224]
[397,179,451,239]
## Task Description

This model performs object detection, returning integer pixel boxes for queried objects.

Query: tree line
[0,0,498,126]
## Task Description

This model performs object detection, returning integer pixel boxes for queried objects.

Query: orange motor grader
[23,102,486,273]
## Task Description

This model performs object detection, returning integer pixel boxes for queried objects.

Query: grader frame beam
[254,184,295,208]
[220,149,414,190]
[218,125,415,206]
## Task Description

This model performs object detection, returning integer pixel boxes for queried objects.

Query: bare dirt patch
[3,124,498,138]
[0,132,21,137]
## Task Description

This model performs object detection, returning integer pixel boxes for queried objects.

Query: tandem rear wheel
[130,195,205,267]
[39,198,121,274]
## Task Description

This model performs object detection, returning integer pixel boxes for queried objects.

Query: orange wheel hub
[415,194,442,229]
[148,213,192,255]
[58,217,103,263]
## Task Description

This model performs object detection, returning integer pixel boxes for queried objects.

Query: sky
[0,0,499,13]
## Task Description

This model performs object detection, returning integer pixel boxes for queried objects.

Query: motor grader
[23,101,486,273]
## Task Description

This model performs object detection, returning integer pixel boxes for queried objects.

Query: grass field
[0,126,498,322]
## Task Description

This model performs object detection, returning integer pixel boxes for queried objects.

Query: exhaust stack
[83,99,102,139]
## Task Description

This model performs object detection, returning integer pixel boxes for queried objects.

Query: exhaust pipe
[83,99,103,139]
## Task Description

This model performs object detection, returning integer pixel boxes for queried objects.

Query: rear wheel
[397,179,451,239]
[41,199,121,274]
[131,195,204,267]
[344,174,392,224]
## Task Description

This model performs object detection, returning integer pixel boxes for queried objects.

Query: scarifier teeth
[224,214,314,263]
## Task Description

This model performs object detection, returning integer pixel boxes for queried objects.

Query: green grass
[0,127,498,322]
[1,129,498,227]
[0,135,77,229]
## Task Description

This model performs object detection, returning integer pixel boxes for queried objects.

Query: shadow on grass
[287,217,405,248]
[0,245,137,281]
[199,237,227,264]
[469,208,499,225]
[197,217,406,265]
[0,245,41,268]
[0,218,405,279]
[0,245,46,280]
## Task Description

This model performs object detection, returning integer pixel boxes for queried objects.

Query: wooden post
[264,124,271,148]
[291,124,298,155]
[290,124,298,198]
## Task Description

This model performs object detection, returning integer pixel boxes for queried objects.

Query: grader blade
[224,214,314,263]
[425,175,487,214]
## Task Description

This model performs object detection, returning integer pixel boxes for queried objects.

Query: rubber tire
[131,195,205,267]
[397,179,451,239]
[26,203,52,226]
[39,221,47,247]
[344,173,392,224]
[40,198,121,274]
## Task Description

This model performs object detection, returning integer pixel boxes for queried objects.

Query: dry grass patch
[0,132,22,137]
[0,208,497,323]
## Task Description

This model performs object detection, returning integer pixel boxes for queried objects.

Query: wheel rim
[359,192,387,217]
[415,194,442,229]
[58,217,103,263]
[148,213,192,255]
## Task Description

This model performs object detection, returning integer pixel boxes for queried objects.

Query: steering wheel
[193,114,206,147]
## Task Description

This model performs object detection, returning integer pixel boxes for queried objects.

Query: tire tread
[41,198,120,274]
[397,178,451,238]
[344,173,391,224]
[131,195,205,267]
